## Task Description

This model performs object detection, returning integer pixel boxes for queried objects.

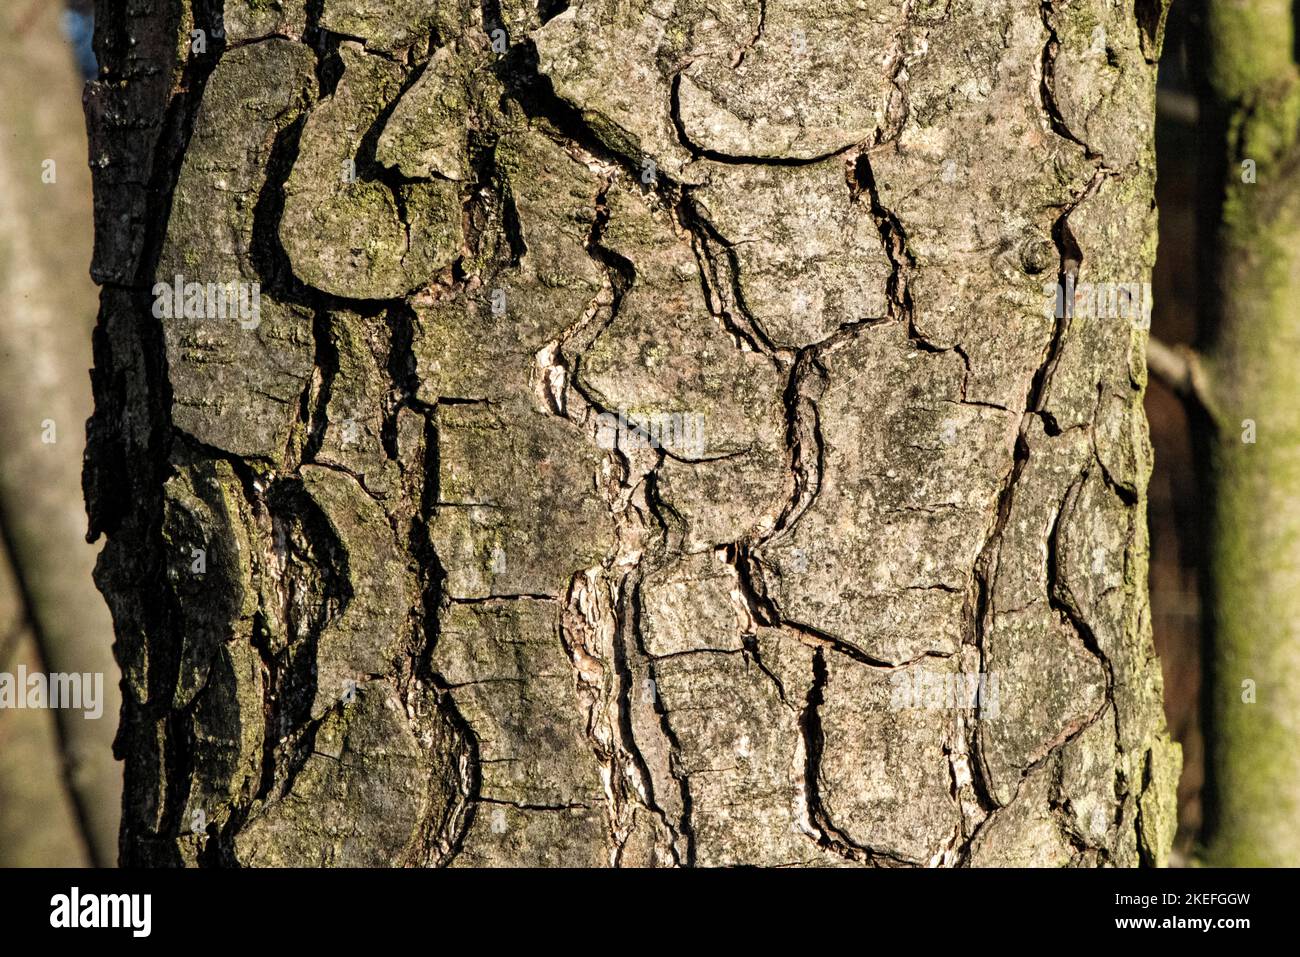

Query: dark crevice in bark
[791,618,954,670]
[1047,473,1117,726]
[584,179,637,322]
[667,71,860,167]
[1031,198,1089,435]
[247,609,279,809]
[302,310,340,462]
[410,404,477,865]
[255,482,349,802]
[160,704,199,862]
[537,0,570,26]
[968,436,1032,808]
[461,131,505,270]
[382,302,421,460]
[194,0,228,53]
[1039,0,1103,160]
[530,150,695,862]
[619,578,689,864]
[309,36,346,98]
[798,649,919,866]
[499,178,528,268]
[493,40,655,189]
[740,633,790,706]
[771,348,828,537]
[477,798,592,811]
[449,593,558,604]
[640,673,697,866]
[732,548,949,671]
[248,80,312,293]
[1050,769,1114,864]
[422,671,480,866]
[850,152,941,354]
[729,316,895,655]
[678,199,779,356]
[729,543,780,625]
[1133,746,1159,866]
[641,469,682,554]
[1090,388,1142,507]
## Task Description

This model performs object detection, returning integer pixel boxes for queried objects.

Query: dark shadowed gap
[1147,0,1211,860]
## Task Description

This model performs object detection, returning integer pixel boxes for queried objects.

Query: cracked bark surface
[88,0,1178,866]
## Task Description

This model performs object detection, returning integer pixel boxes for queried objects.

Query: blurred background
[1147,1,1205,861]
[0,0,1273,865]
[0,0,119,867]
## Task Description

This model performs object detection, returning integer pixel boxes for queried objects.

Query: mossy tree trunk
[1193,0,1300,866]
[86,0,1178,866]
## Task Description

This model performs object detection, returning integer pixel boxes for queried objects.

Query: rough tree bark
[86,0,1179,867]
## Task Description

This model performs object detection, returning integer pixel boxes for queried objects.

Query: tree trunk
[87,0,1179,867]
[1195,0,1300,867]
